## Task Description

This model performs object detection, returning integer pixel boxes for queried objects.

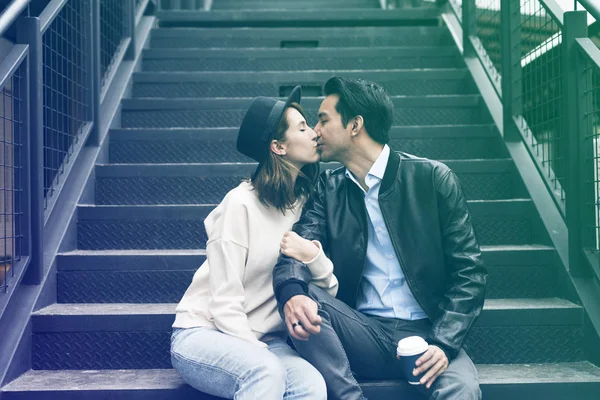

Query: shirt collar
[345,145,391,191]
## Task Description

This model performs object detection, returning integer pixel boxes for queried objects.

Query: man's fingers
[296,311,321,335]
[422,358,448,388]
[292,324,311,340]
[415,347,435,367]
[413,352,439,375]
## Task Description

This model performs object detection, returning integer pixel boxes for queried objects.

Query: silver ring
[291,321,302,329]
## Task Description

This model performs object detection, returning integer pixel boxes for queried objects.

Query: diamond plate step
[76,200,541,250]
[94,159,527,204]
[121,96,491,128]
[55,245,557,303]
[132,69,476,98]
[28,299,584,369]
[142,46,463,71]
[150,26,452,48]
[5,363,600,400]
[155,9,441,28]
[108,125,508,163]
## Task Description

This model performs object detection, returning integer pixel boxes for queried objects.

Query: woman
[171,86,337,400]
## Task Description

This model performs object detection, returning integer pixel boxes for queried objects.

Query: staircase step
[480,245,558,298]
[76,200,541,250]
[109,125,508,163]
[55,246,556,303]
[142,46,463,71]
[155,9,441,28]
[29,299,583,369]
[212,0,380,10]
[94,159,526,204]
[5,363,600,400]
[150,26,452,48]
[132,69,476,98]
[121,96,491,128]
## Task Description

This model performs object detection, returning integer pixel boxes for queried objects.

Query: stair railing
[0,0,31,306]
[0,0,148,307]
[445,0,599,280]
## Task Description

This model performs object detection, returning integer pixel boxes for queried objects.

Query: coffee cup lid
[397,336,428,356]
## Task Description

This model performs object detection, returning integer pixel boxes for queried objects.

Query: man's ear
[350,116,364,137]
[270,139,287,156]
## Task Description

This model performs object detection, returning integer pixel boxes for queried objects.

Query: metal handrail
[578,0,600,24]
[0,0,30,37]
[39,0,68,34]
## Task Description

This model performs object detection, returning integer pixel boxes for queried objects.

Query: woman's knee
[293,367,327,400]
[239,354,287,395]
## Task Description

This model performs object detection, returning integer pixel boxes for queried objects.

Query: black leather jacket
[273,150,487,359]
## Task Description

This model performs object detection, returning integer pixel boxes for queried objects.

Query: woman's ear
[270,139,287,156]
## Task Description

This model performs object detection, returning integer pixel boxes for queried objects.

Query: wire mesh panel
[474,0,502,87]
[42,1,90,207]
[100,0,128,88]
[0,64,25,293]
[515,0,564,199]
[582,60,600,256]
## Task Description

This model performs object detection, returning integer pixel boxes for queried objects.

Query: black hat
[237,86,302,163]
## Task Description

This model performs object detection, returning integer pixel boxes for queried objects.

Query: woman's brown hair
[251,103,319,213]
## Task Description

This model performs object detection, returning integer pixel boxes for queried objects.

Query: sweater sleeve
[305,240,338,296]
[205,192,267,348]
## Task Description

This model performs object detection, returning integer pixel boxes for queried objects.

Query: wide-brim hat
[237,86,302,163]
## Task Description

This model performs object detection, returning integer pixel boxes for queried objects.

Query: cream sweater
[173,181,338,348]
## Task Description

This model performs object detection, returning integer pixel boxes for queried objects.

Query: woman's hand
[280,231,319,263]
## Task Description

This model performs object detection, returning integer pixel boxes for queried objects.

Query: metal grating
[582,59,600,256]
[42,1,90,208]
[474,0,502,88]
[515,0,564,200]
[100,0,128,88]
[0,64,25,293]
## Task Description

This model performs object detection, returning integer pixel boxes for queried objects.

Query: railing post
[88,0,101,147]
[562,11,589,276]
[125,0,136,60]
[16,17,42,285]
[462,0,476,57]
[500,0,522,142]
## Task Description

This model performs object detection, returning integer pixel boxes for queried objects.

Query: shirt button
[387,254,393,260]
[394,280,400,285]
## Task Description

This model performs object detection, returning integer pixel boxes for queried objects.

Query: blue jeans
[171,327,327,400]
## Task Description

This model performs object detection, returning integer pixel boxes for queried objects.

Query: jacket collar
[380,147,400,194]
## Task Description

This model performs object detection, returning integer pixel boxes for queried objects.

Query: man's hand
[283,295,322,340]
[397,345,448,388]
[280,231,319,263]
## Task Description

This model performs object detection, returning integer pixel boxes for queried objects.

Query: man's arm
[426,169,487,360]
[273,172,330,340]
[273,172,329,307]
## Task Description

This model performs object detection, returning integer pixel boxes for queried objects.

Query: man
[273,77,486,400]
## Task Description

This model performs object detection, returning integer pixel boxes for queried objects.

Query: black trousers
[288,284,482,400]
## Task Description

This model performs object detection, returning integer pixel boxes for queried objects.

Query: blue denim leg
[266,337,327,400]
[171,327,326,400]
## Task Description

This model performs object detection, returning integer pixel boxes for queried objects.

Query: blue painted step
[109,125,508,163]
[132,69,477,97]
[29,299,583,369]
[55,245,558,303]
[76,200,545,250]
[120,96,492,128]
[155,9,441,28]
[94,159,528,204]
[212,0,380,10]
[149,26,452,48]
[5,363,600,400]
[142,46,464,71]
